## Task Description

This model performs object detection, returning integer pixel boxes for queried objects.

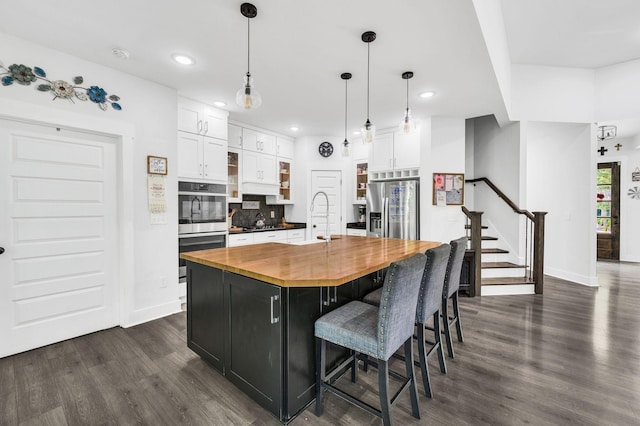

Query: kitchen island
[181,236,439,423]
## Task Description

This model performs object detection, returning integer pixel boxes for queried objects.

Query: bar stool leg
[416,325,432,398]
[315,337,326,417]
[433,311,447,374]
[378,360,392,426]
[452,292,464,342]
[351,350,358,383]
[442,298,455,358]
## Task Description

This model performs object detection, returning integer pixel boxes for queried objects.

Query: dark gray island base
[186,261,381,423]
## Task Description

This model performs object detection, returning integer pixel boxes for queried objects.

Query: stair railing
[461,206,482,297]
[465,177,547,294]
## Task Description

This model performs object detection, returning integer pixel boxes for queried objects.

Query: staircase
[466,226,535,296]
[462,177,547,297]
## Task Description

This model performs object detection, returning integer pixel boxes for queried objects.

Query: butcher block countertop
[180,236,440,287]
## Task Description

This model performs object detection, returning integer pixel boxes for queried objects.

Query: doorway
[596,162,620,260]
[310,170,342,239]
[0,118,119,357]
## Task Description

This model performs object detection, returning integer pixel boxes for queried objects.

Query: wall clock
[318,141,334,158]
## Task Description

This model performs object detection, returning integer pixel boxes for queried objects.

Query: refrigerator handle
[383,197,389,238]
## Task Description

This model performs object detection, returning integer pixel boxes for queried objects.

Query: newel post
[468,211,483,297]
[532,212,547,294]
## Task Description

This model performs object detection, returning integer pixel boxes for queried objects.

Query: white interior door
[0,118,119,358]
[310,170,342,239]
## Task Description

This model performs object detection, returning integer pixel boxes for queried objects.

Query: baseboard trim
[123,300,182,328]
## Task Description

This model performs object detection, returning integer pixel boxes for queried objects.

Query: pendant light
[400,71,416,134]
[341,72,352,157]
[361,31,376,143]
[236,3,262,109]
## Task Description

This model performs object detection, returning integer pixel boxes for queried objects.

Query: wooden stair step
[469,235,498,241]
[481,276,535,286]
[482,262,527,269]
[465,225,488,229]
[481,248,509,254]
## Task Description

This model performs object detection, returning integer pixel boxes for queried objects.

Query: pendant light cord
[366,43,370,119]
[247,17,251,75]
[406,76,409,111]
[344,78,348,141]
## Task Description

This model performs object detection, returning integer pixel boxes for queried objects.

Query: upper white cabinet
[177,132,227,182]
[243,150,278,191]
[178,98,228,140]
[177,98,228,182]
[228,124,243,149]
[276,137,294,159]
[242,128,276,155]
[369,129,420,179]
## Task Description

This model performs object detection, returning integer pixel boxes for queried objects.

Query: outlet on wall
[270,211,275,218]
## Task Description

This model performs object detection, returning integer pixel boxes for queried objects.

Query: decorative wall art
[0,60,122,111]
[147,156,168,175]
[432,173,464,205]
[632,167,640,182]
[628,187,640,200]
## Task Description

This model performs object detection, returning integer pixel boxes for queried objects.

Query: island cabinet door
[186,262,225,373]
[225,273,282,418]
[320,282,358,373]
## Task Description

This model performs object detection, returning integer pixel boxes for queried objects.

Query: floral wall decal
[0,61,122,111]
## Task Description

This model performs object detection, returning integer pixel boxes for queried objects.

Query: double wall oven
[178,181,227,284]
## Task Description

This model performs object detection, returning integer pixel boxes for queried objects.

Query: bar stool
[442,236,467,358]
[363,244,451,398]
[314,253,427,426]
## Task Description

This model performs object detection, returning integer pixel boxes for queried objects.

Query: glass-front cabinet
[355,162,368,204]
[228,149,241,202]
[596,167,612,233]
[278,160,291,202]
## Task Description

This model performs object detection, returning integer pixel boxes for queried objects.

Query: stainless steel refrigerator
[366,179,419,239]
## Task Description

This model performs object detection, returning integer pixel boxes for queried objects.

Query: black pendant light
[360,31,376,143]
[236,3,262,109]
[341,72,352,157]
[400,71,416,133]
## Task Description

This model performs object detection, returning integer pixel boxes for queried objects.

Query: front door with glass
[596,162,620,260]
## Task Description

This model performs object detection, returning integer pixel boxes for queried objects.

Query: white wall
[0,33,181,325]
[470,115,522,261]
[525,122,596,285]
[511,64,595,124]
[595,136,640,262]
[421,117,467,244]
[596,59,640,121]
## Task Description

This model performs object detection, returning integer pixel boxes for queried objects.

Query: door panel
[0,118,118,357]
[596,162,620,260]
[311,170,342,239]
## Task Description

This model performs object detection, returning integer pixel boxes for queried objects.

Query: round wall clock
[318,141,334,158]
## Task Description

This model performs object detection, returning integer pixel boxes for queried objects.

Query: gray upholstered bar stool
[442,236,467,358]
[314,253,427,426]
[363,244,451,398]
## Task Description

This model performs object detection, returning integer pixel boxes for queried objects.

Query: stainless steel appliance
[366,179,419,239]
[178,181,227,283]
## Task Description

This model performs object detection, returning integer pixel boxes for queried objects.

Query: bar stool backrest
[443,237,467,299]
[416,244,451,324]
[376,253,427,361]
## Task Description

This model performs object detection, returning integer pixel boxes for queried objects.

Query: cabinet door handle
[322,287,330,306]
[270,295,280,324]
[329,286,337,304]
[204,164,208,177]
[204,121,209,134]
[198,120,203,133]
[199,163,203,176]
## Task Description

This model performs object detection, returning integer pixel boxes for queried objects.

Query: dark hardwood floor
[2,261,639,425]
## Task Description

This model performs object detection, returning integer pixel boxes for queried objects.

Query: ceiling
[1,1,640,139]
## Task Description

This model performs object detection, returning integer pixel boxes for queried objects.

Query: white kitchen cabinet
[228,124,243,149]
[243,150,277,186]
[228,233,254,247]
[178,98,227,140]
[354,161,368,204]
[228,147,242,202]
[369,129,421,180]
[276,137,294,159]
[346,228,367,236]
[242,128,276,155]
[286,229,305,243]
[253,230,287,244]
[177,132,227,182]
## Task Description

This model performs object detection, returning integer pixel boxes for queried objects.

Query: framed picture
[147,156,168,175]
[432,172,464,205]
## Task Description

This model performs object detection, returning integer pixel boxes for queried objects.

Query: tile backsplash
[229,195,284,228]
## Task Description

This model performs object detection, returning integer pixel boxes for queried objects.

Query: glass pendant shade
[401,108,416,134]
[361,119,376,143]
[342,139,350,157]
[236,73,262,109]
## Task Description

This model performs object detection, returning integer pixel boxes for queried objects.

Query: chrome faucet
[310,191,331,242]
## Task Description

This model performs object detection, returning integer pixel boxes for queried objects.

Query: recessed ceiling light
[112,48,130,60]
[352,131,361,136]
[290,126,299,132]
[213,101,227,108]
[172,53,195,66]
[419,91,435,99]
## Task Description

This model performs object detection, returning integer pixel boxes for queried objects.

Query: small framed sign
[147,156,168,175]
